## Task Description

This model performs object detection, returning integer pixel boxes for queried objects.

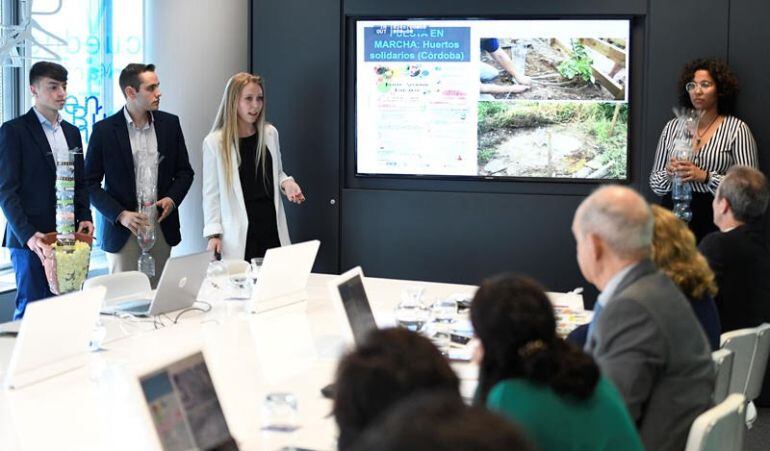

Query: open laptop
[3,287,105,390]
[248,240,321,314]
[101,251,210,316]
[322,267,378,398]
[138,351,239,451]
[329,266,378,345]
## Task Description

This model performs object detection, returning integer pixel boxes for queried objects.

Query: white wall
[145,0,249,256]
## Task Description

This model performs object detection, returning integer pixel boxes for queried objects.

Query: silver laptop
[101,251,211,316]
[248,240,321,313]
[3,287,105,389]
[138,351,239,451]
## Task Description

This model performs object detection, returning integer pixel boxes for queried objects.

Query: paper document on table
[547,290,584,311]
[249,305,317,385]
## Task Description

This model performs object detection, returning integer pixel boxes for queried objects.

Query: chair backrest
[685,394,746,451]
[746,323,770,401]
[721,328,758,395]
[712,349,735,405]
[82,271,151,305]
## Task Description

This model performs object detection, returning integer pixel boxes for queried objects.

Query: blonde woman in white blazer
[202,73,304,260]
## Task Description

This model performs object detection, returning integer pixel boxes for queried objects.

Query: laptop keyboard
[114,299,152,314]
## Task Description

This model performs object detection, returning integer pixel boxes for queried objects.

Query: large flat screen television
[355,18,631,181]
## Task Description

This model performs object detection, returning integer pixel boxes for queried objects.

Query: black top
[699,221,770,332]
[239,133,273,201]
[238,133,279,260]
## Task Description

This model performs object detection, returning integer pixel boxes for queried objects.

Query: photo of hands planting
[478,35,628,180]
[479,37,627,101]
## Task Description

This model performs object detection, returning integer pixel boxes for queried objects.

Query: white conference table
[0,273,481,451]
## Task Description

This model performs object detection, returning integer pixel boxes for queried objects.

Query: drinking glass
[250,257,264,284]
[426,297,458,356]
[395,286,429,332]
[262,392,299,432]
[228,273,252,300]
[206,260,228,292]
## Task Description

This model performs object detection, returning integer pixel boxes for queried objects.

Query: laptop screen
[139,352,238,451]
[337,274,377,344]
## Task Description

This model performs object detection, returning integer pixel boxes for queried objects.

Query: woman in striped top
[650,59,758,241]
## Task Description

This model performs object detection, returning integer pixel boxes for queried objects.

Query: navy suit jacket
[0,108,91,248]
[85,109,194,253]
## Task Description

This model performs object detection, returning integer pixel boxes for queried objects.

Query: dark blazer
[85,109,194,253]
[699,221,770,332]
[587,259,714,451]
[0,108,90,248]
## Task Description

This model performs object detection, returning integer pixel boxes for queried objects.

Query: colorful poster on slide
[356,19,631,180]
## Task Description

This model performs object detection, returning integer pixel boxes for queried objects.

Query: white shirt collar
[596,262,639,308]
[32,106,61,128]
[123,106,154,130]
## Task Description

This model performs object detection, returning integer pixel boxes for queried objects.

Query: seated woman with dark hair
[651,204,721,350]
[333,327,461,451]
[350,392,534,451]
[471,274,643,451]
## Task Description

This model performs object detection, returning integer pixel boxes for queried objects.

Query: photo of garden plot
[477,102,628,179]
[479,37,627,101]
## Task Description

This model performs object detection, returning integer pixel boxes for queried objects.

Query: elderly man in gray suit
[572,185,714,451]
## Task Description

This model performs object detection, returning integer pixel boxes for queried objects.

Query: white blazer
[202,124,292,260]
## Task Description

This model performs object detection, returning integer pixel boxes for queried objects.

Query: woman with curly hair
[471,274,643,451]
[649,58,758,241]
[651,204,721,349]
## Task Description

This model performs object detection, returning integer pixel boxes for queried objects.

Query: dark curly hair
[471,273,599,404]
[350,393,534,451]
[678,58,740,115]
[333,328,460,451]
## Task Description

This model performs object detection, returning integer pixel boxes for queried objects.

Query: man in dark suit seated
[572,185,714,451]
[699,165,770,404]
[0,62,93,319]
[85,63,193,287]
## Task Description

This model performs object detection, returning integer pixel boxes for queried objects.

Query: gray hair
[575,185,653,259]
[717,166,769,222]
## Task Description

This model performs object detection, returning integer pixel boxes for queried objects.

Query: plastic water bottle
[671,139,693,223]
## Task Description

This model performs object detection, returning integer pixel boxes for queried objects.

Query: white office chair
[743,323,770,428]
[745,323,770,401]
[711,349,734,405]
[684,393,746,451]
[720,328,758,395]
[82,271,151,306]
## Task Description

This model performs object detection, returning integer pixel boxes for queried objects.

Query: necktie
[585,301,604,351]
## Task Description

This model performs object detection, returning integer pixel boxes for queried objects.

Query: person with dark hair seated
[350,392,534,451]
[699,165,770,404]
[333,327,461,451]
[471,273,643,451]
[651,204,721,350]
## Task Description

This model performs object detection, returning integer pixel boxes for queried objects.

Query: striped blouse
[649,116,758,195]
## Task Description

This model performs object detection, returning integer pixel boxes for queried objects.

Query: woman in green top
[471,274,644,451]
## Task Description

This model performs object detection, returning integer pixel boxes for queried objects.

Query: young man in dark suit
[0,62,93,319]
[85,63,193,287]
[572,185,713,451]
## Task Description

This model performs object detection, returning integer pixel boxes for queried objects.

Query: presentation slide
[356,19,630,180]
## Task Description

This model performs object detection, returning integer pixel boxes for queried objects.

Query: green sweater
[487,377,643,451]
